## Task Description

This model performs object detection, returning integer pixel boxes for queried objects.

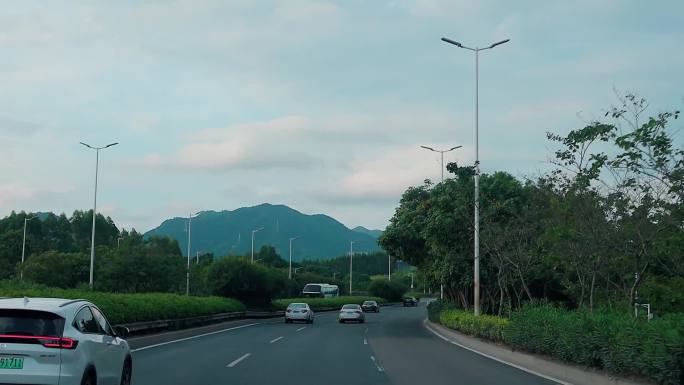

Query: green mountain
[144,204,382,260]
[352,226,383,239]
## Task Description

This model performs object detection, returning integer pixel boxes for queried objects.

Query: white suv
[0,297,132,385]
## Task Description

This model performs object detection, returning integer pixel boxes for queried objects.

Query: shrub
[272,296,386,311]
[427,299,457,322]
[22,251,89,288]
[504,304,684,385]
[0,280,245,325]
[367,279,407,302]
[207,257,286,305]
[438,309,509,343]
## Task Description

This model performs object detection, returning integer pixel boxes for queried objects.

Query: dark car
[403,297,418,307]
[361,300,379,313]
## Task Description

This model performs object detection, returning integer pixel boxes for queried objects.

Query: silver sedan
[338,304,365,323]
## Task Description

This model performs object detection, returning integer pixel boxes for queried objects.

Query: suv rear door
[73,305,115,384]
[91,306,126,384]
[0,309,64,385]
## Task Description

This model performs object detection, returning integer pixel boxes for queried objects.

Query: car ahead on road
[284,303,314,324]
[338,304,365,323]
[361,300,380,313]
[0,297,132,385]
[403,297,418,307]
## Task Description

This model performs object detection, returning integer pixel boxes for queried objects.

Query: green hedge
[0,282,245,325]
[427,300,684,385]
[439,309,509,343]
[272,296,386,310]
[505,304,684,385]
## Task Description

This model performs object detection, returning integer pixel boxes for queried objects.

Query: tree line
[380,93,684,316]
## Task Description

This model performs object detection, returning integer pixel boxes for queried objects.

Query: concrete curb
[423,319,651,385]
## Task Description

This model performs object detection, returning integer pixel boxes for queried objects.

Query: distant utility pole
[21,215,37,280]
[420,145,462,300]
[388,254,391,281]
[251,227,264,263]
[441,36,510,316]
[80,141,118,288]
[349,241,356,295]
[288,236,301,279]
[117,236,123,248]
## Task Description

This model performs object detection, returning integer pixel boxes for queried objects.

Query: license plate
[0,356,24,369]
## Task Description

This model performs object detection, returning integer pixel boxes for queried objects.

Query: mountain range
[144,203,383,260]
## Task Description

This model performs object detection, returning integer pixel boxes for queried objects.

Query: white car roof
[0,297,90,317]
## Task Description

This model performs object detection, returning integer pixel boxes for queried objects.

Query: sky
[1,0,683,232]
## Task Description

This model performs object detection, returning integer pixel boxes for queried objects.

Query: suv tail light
[0,335,78,349]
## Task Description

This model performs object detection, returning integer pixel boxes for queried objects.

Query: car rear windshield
[0,309,65,337]
[288,303,306,309]
[363,301,376,305]
[303,284,321,292]
[342,305,359,310]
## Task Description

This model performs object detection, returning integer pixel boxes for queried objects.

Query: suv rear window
[0,309,65,337]
[303,284,321,292]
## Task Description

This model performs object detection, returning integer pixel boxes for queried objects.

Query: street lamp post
[419,145,463,183]
[80,141,118,288]
[288,236,301,279]
[21,215,37,280]
[117,236,123,248]
[186,212,198,296]
[388,254,391,281]
[441,36,510,315]
[251,227,264,263]
[420,145,462,300]
[349,241,356,295]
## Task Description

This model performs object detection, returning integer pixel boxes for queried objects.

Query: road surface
[131,303,557,385]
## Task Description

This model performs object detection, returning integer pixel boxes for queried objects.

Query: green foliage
[439,309,509,343]
[640,277,684,314]
[504,304,684,385]
[22,251,89,288]
[0,280,245,325]
[427,299,457,322]
[271,296,386,311]
[208,256,286,305]
[367,279,407,302]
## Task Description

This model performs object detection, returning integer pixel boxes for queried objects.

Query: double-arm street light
[420,145,462,300]
[288,236,301,279]
[441,36,509,315]
[251,227,265,263]
[420,145,463,183]
[80,141,118,288]
[21,215,38,280]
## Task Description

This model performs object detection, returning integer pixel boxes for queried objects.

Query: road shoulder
[424,319,651,385]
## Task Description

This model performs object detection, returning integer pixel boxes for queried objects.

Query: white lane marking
[364,327,369,334]
[363,338,368,345]
[296,327,307,332]
[370,355,384,372]
[131,323,260,353]
[423,320,571,385]
[226,353,251,368]
[270,336,284,343]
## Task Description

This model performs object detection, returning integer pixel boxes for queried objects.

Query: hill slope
[352,226,383,239]
[144,204,381,260]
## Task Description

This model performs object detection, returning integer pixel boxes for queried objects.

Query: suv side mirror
[113,326,130,339]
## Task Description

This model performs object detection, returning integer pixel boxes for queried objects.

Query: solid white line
[423,320,571,385]
[364,327,369,334]
[226,353,251,368]
[370,355,384,372]
[296,327,307,332]
[363,338,368,345]
[131,323,260,353]
[270,336,284,343]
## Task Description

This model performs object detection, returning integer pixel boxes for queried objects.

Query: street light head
[105,142,119,148]
[79,142,94,149]
[488,39,510,49]
[420,145,435,152]
[441,37,462,47]
[449,145,463,152]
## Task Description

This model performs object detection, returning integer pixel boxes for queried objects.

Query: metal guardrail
[118,302,402,336]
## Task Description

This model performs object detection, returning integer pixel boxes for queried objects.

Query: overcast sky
[1,0,682,232]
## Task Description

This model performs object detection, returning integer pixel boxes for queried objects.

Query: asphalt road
[131,303,558,385]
